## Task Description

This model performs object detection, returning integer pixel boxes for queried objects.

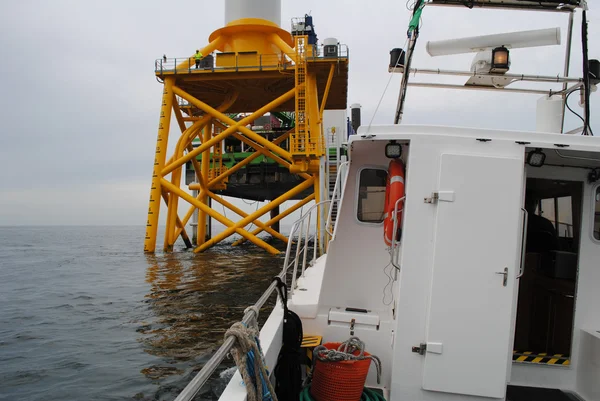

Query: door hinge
[424,193,439,204]
[412,343,427,355]
[424,191,455,204]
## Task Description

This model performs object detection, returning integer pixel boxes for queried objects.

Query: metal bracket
[412,343,427,355]
[424,191,455,204]
[424,192,439,204]
[350,318,356,336]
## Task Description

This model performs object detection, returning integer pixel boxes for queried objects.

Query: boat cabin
[281,125,600,401]
[191,1,600,400]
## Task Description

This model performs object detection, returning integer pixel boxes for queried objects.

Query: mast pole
[561,11,575,134]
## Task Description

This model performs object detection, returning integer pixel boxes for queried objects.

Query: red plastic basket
[310,342,372,401]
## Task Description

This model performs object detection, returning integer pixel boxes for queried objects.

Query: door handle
[495,267,508,287]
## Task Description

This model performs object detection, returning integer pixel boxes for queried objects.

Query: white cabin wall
[319,140,395,313]
[390,134,527,401]
[305,139,399,390]
[575,177,600,400]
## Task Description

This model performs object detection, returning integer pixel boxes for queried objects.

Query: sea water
[0,226,283,401]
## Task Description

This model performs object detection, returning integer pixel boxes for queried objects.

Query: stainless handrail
[326,161,349,237]
[287,200,331,290]
[390,196,406,271]
[517,207,529,279]
[173,269,285,401]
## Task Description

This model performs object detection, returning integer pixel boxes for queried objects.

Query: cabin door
[422,153,524,399]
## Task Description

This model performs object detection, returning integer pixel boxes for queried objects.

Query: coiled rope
[224,307,277,401]
[312,337,382,384]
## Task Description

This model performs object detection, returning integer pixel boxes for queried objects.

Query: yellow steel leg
[307,73,323,157]
[174,201,199,242]
[161,190,192,248]
[164,119,207,251]
[195,178,314,253]
[198,124,212,246]
[320,64,336,117]
[269,33,296,63]
[173,103,209,186]
[197,191,207,246]
[232,194,315,246]
[144,77,175,253]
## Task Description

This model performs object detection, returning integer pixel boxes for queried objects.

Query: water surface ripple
[0,226,283,401]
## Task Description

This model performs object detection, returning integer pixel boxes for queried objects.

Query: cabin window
[357,168,387,223]
[594,188,600,240]
[538,196,574,238]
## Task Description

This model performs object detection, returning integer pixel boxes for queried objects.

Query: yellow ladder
[209,125,227,190]
[293,35,308,156]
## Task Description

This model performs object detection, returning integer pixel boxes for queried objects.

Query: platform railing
[154,44,349,74]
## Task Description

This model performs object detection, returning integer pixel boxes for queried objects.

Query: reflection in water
[140,242,284,398]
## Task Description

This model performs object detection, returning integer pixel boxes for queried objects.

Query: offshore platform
[144,0,352,254]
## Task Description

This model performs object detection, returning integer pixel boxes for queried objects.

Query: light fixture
[491,46,510,74]
[389,48,406,71]
[527,148,546,167]
[385,141,402,158]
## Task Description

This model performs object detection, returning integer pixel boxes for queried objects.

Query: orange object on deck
[310,342,372,401]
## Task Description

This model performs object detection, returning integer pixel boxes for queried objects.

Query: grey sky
[0,1,598,226]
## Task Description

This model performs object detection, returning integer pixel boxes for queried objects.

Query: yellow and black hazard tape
[513,351,570,365]
[301,335,323,348]
[301,335,323,374]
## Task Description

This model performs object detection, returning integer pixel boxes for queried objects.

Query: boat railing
[174,200,332,401]
[283,200,332,292]
[173,265,285,401]
[326,161,348,237]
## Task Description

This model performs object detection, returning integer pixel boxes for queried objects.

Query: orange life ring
[383,159,405,246]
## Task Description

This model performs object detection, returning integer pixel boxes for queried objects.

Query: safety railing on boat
[326,161,348,237]
[283,200,332,293]
[390,196,406,271]
[173,201,332,401]
[154,44,349,75]
[173,268,284,401]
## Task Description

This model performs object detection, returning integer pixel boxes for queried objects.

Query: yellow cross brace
[194,178,315,253]
[160,179,280,254]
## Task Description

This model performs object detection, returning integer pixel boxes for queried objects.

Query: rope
[224,307,277,401]
[310,337,383,385]
[299,386,386,401]
[366,37,408,134]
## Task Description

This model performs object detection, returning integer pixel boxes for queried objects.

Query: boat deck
[507,386,581,401]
